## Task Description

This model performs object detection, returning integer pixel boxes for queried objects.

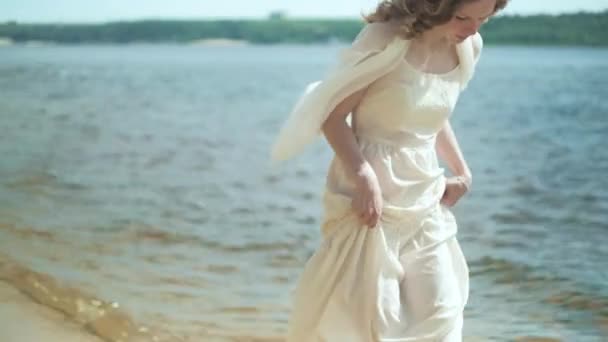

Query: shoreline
[0,278,567,342]
[0,261,572,342]
[0,253,162,342]
[0,280,104,342]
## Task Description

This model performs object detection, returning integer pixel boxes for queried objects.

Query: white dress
[271,20,483,342]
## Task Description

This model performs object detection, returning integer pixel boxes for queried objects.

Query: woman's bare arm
[436,120,473,185]
[321,88,371,182]
[322,87,383,228]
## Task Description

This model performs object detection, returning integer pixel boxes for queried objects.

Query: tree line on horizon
[0,10,606,46]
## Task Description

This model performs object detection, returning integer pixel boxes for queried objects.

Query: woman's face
[442,0,497,44]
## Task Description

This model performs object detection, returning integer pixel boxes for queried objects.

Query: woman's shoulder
[471,32,483,61]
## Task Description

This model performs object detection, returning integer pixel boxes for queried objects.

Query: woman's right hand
[351,163,383,229]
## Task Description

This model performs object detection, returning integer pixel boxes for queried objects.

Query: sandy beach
[0,253,164,342]
[0,281,103,342]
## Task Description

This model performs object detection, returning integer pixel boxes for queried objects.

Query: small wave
[217,306,260,314]
[545,290,608,314]
[469,256,566,283]
[5,171,89,194]
[206,264,239,275]
[471,256,608,332]
[99,221,301,254]
[0,222,59,242]
[0,254,179,342]
[490,209,548,225]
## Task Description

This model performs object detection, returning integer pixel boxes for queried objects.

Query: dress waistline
[355,132,436,149]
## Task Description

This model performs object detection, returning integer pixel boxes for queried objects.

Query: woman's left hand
[440,175,472,207]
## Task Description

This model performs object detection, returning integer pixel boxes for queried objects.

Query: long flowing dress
[270,20,483,342]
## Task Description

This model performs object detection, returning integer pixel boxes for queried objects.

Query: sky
[0,0,606,23]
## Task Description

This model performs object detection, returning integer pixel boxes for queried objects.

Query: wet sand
[0,280,103,342]
[0,278,570,342]
[0,254,164,342]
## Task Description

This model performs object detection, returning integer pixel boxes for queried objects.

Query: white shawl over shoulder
[270,21,482,162]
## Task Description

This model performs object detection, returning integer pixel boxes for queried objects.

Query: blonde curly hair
[364,0,509,39]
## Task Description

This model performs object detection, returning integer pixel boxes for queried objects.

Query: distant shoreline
[1,10,607,47]
[188,38,249,46]
[2,40,608,48]
[0,37,253,47]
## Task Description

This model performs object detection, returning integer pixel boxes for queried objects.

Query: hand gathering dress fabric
[270,20,483,342]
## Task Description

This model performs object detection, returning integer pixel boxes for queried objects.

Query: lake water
[0,43,607,341]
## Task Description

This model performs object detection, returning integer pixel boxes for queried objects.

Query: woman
[271,0,509,341]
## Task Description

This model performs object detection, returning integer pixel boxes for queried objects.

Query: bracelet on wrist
[457,175,472,191]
